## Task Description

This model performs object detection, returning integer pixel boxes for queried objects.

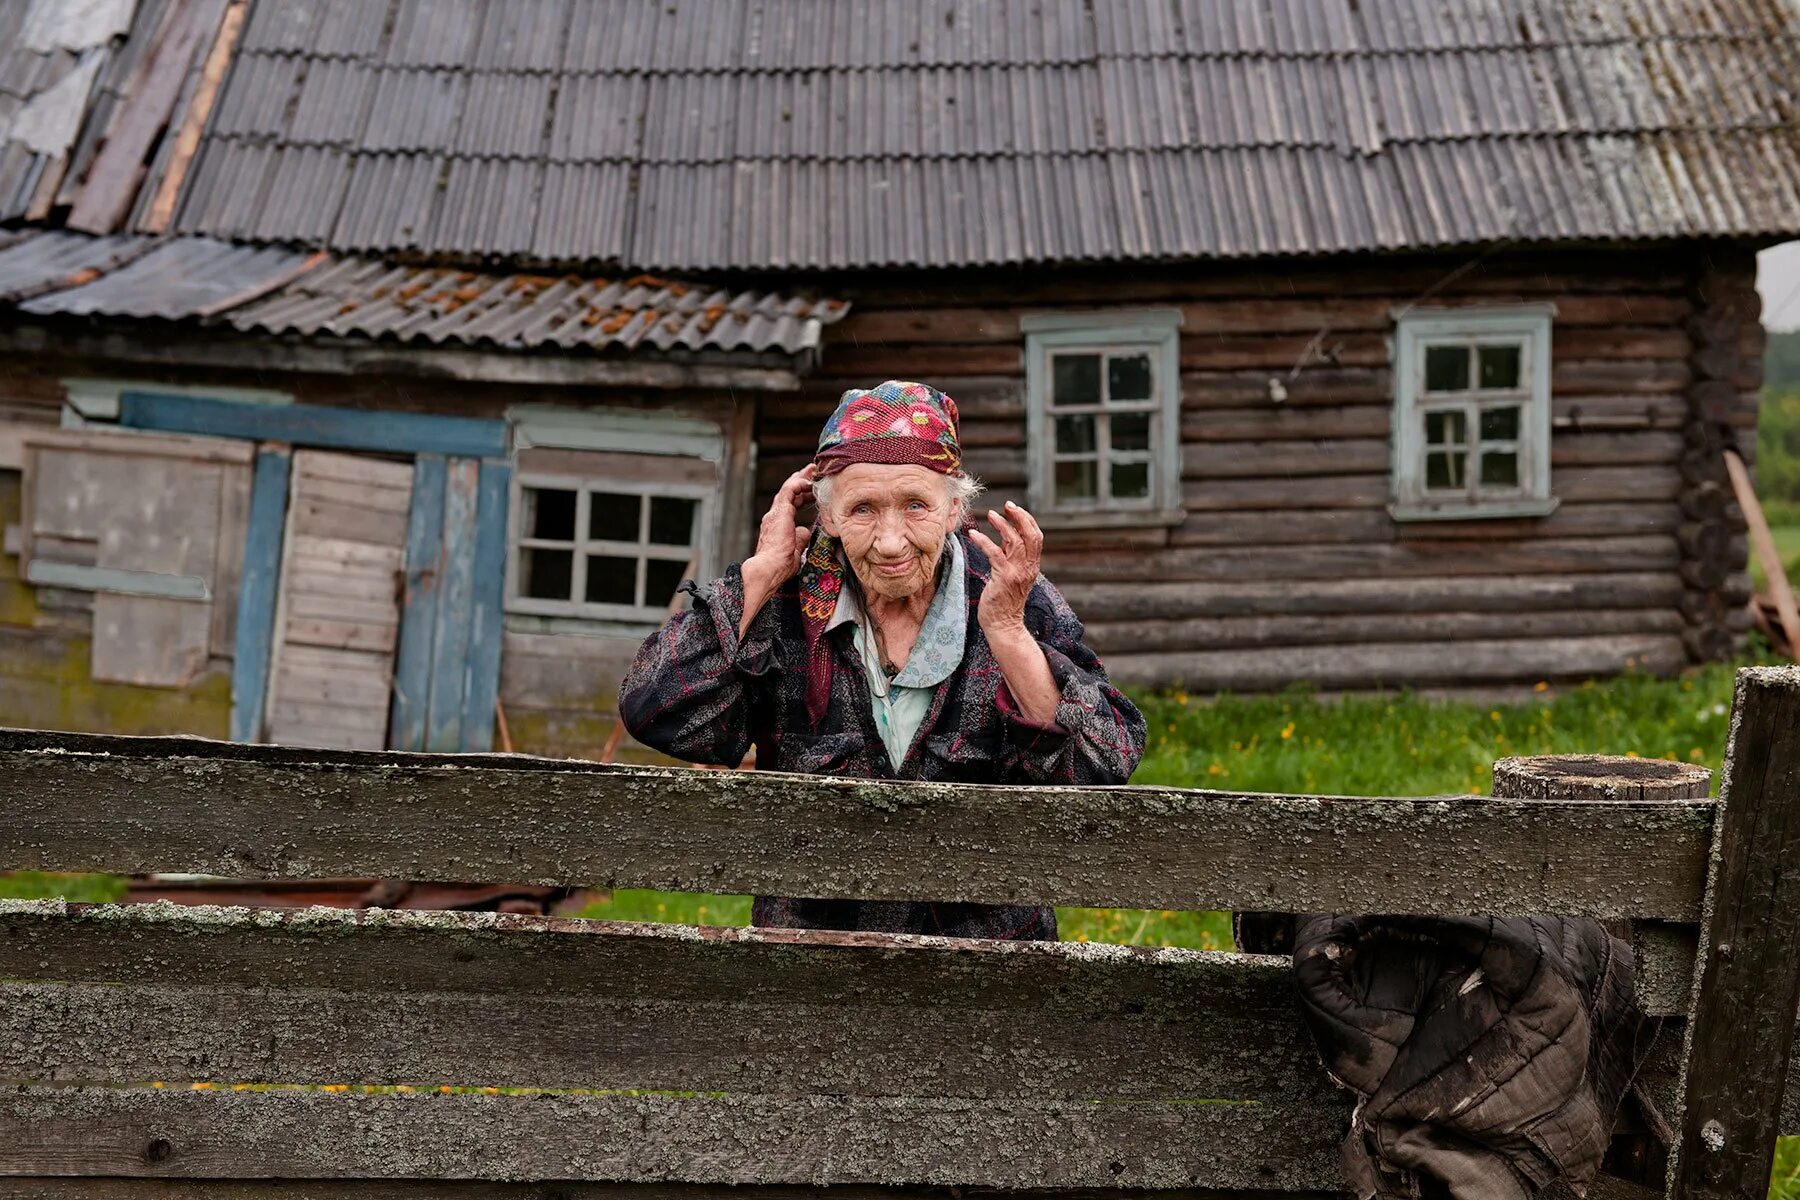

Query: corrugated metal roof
[0,229,848,355]
[82,0,1800,269]
[0,227,146,301]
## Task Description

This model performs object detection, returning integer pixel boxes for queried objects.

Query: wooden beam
[388,457,446,753]
[1723,449,1800,658]
[1667,666,1800,1199]
[0,1085,1347,1192]
[141,0,248,234]
[0,1182,1351,1200]
[0,324,804,392]
[0,902,1328,1105]
[0,729,1713,919]
[22,560,210,601]
[460,461,510,752]
[120,393,508,460]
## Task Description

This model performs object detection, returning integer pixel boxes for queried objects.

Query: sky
[1758,241,1800,332]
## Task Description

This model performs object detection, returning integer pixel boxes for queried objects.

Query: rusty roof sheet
[0,230,848,355]
[61,0,1800,269]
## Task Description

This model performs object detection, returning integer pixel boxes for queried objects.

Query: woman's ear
[816,501,839,538]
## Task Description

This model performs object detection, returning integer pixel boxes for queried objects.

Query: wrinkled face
[819,463,959,601]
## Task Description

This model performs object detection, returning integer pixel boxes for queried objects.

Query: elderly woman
[619,380,1146,940]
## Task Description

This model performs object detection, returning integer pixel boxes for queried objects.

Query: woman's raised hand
[741,464,817,601]
[969,500,1044,637]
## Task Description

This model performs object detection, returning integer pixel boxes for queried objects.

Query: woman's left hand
[970,501,1043,636]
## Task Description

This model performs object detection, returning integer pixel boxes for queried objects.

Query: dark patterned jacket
[619,532,1147,940]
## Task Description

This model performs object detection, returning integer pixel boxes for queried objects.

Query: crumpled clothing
[1243,913,1662,1200]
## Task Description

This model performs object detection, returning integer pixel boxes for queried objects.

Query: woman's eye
[853,504,873,516]
[907,501,926,512]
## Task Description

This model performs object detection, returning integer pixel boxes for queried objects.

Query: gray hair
[812,469,985,520]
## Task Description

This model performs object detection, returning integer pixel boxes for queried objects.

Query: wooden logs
[1491,755,1711,804]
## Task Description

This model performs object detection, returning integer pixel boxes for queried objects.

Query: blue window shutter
[389,455,447,752]
[460,459,511,753]
[229,447,291,743]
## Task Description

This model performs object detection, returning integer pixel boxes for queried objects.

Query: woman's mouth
[873,559,914,576]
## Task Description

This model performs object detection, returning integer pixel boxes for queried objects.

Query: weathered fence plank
[0,902,1329,1104]
[1,1086,1348,1192]
[0,729,1712,919]
[0,1183,1350,1200]
[1667,666,1800,1199]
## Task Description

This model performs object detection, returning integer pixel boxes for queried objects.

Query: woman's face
[819,463,958,601]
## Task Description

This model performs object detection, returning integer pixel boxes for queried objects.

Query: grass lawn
[1749,519,1800,595]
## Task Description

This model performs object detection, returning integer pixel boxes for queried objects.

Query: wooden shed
[2,0,1799,757]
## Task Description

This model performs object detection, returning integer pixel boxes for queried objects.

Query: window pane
[1051,354,1101,406]
[1424,345,1470,392]
[520,547,573,600]
[1480,452,1520,487]
[1111,461,1150,499]
[644,558,689,608]
[1054,459,1097,503]
[589,492,641,541]
[1480,405,1521,441]
[1112,412,1151,451]
[1424,410,1467,446]
[1055,414,1096,454]
[1478,344,1522,390]
[585,555,638,606]
[1107,353,1153,402]
[647,496,698,546]
[525,487,577,541]
[1425,450,1467,491]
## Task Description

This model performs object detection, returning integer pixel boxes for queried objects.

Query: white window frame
[1023,308,1184,527]
[1390,304,1558,521]
[506,475,714,624]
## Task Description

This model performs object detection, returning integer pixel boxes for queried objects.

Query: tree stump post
[1493,753,1713,1193]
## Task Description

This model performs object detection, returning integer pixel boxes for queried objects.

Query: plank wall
[763,247,1764,693]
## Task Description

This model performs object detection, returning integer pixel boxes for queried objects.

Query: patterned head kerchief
[813,380,962,477]
[799,380,963,726]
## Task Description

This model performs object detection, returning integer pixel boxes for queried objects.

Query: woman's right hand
[740,464,816,620]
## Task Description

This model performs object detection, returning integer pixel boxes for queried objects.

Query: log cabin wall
[762,245,1764,696]
[0,355,753,758]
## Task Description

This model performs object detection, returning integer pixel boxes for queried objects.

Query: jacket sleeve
[992,575,1148,785]
[618,563,781,766]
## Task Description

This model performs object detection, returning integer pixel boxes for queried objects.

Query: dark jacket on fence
[1241,912,1662,1200]
[619,532,1148,941]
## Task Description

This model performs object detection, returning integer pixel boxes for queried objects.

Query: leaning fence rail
[0,665,1795,1200]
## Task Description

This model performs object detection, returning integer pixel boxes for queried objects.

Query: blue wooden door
[389,456,511,752]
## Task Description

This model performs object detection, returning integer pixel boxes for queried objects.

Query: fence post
[1667,666,1800,1200]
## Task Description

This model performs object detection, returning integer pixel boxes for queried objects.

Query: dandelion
[191,1082,213,1090]
[1625,750,1640,759]
[1490,710,1502,722]
[1534,681,1549,692]
[1689,747,1705,762]
[440,1085,454,1094]
[1207,762,1225,777]
[151,1081,165,1089]
[481,1086,500,1095]
[1280,721,1295,740]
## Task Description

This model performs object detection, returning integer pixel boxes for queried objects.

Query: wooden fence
[1,665,1797,1200]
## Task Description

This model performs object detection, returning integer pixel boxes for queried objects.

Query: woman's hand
[739,465,816,630]
[969,501,1043,637]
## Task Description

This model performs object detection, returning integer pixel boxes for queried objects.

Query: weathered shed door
[262,451,412,750]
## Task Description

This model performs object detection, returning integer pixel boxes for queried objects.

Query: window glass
[1111,462,1150,499]
[527,488,577,541]
[647,496,698,546]
[1051,354,1101,406]
[1107,353,1153,402]
[520,547,573,600]
[1424,345,1470,392]
[588,492,640,541]
[1478,344,1522,389]
[1112,412,1151,451]
[1425,451,1466,491]
[1480,406,1520,441]
[585,556,637,605]
[1054,459,1097,503]
[643,559,689,606]
[1425,410,1467,446]
[1480,452,1519,487]
[1055,414,1096,454]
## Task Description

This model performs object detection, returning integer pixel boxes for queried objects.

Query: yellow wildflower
[1280,721,1295,740]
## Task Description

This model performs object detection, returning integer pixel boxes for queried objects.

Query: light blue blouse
[827,536,968,770]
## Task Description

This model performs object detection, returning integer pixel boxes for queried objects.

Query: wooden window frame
[506,473,713,624]
[1023,309,1184,529]
[1390,305,1559,522]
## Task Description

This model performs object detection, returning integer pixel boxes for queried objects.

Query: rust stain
[451,286,483,302]
[336,300,360,315]
[623,273,668,290]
